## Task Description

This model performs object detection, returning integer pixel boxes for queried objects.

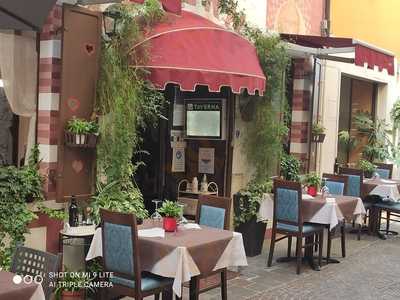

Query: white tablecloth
[259,193,366,229]
[86,227,247,297]
[30,284,45,300]
[365,179,400,201]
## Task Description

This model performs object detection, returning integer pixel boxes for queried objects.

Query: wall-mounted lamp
[103,10,122,38]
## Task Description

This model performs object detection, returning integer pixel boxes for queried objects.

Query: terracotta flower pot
[307,186,317,197]
[61,290,85,300]
[163,217,177,232]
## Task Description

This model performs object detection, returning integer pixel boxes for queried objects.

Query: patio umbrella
[0,0,57,31]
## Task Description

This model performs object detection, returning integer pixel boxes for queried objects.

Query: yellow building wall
[331,0,400,58]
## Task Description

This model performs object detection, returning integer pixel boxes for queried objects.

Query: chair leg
[189,277,199,300]
[314,234,318,252]
[318,231,323,267]
[162,287,173,300]
[296,235,302,275]
[221,269,227,300]
[357,223,361,241]
[341,224,346,258]
[267,230,276,267]
[287,236,292,257]
[386,211,391,233]
[326,229,332,264]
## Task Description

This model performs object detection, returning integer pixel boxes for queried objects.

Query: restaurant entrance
[136,85,234,216]
[337,76,377,166]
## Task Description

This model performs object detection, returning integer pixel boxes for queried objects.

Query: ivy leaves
[94,2,166,221]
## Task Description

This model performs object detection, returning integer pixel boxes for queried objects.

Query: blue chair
[267,180,324,274]
[373,163,398,234]
[197,195,231,230]
[374,162,393,180]
[191,195,231,300]
[322,173,349,261]
[100,209,173,300]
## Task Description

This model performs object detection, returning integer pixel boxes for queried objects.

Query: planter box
[65,132,98,148]
[233,193,266,257]
[235,217,267,257]
[312,133,325,143]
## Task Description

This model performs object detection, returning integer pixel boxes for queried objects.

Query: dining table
[363,178,400,239]
[86,220,248,298]
[0,270,45,300]
[260,192,366,269]
[363,178,400,201]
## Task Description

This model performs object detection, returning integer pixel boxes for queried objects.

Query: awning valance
[281,34,395,75]
[131,11,266,95]
[0,0,57,31]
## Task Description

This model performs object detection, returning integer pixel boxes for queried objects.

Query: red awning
[131,11,266,95]
[281,34,395,75]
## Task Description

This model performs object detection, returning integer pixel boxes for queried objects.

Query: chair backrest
[322,173,348,195]
[196,195,231,230]
[11,246,61,300]
[338,167,363,197]
[100,209,141,295]
[374,162,393,179]
[273,179,302,228]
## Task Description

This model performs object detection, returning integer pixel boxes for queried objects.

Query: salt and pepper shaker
[192,177,198,192]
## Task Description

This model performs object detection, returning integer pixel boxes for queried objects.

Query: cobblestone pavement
[140,223,400,300]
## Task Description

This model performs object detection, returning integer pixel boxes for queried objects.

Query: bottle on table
[69,195,79,227]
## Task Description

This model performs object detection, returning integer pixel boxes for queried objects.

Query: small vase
[163,217,177,232]
[307,186,317,197]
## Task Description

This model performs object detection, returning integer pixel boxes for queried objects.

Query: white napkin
[381,179,396,184]
[183,223,202,230]
[138,227,165,238]
[326,197,336,204]
[302,194,314,200]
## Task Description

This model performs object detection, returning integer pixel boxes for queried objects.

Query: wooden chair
[322,173,349,261]
[180,194,231,300]
[339,167,366,236]
[267,179,324,274]
[100,209,173,300]
[11,246,61,300]
[374,162,393,179]
[373,163,398,234]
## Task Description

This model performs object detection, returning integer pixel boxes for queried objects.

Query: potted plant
[312,123,326,143]
[234,180,271,257]
[358,159,377,178]
[65,117,98,147]
[303,172,321,196]
[55,269,94,300]
[280,154,301,182]
[157,200,182,232]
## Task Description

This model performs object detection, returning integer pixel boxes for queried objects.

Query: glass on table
[150,199,163,225]
[177,203,188,225]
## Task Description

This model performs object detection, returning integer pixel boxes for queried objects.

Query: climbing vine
[93,0,166,221]
[218,0,291,181]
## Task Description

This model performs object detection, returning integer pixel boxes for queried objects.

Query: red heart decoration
[72,160,84,174]
[67,97,80,112]
[85,43,95,56]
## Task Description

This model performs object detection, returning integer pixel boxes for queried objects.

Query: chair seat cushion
[110,273,173,292]
[374,201,400,213]
[277,222,324,233]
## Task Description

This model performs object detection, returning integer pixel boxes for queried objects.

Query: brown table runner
[0,271,38,300]
[363,179,400,195]
[302,195,359,222]
[139,221,233,275]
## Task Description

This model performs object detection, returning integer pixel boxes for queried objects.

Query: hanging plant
[217,0,291,182]
[391,98,400,129]
[93,0,167,221]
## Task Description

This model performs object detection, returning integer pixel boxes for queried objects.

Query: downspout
[324,0,331,37]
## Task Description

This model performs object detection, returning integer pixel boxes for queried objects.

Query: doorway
[337,76,377,166]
